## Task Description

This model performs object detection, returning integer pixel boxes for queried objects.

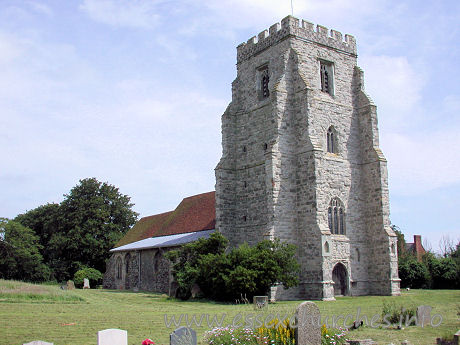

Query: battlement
[237,16,357,63]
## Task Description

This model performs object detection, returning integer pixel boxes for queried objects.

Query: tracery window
[327,127,336,153]
[328,198,345,235]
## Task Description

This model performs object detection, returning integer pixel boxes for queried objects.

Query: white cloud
[384,128,460,195]
[27,2,53,17]
[359,55,425,130]
[79,0,162,29]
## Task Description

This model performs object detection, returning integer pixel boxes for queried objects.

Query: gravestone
[295,301,321,345]
[170,326,197,345]
[253,296,268,310]
[23,341,54,345]
[416,305,432,327]
[97,328,127,345]
[346,340,376,345]
[66,280,75,290]
[83,278,90,289]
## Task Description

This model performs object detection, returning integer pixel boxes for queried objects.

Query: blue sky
[0,0,459,252]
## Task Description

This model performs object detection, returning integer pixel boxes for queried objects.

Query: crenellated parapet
[237,15,357,63]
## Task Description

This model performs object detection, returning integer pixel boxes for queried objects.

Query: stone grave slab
[253,296,268,310]
[295,301,321,345]
[416,305,432,327]
[97,328,127,345]
[170,326,197,345]
[66,280,75,290]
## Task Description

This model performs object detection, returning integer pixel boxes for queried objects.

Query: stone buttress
[215,16,400,300]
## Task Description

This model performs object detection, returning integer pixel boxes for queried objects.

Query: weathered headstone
[416,305,432,327]
[83,278,90,289]
[66,280,75,290]
[295,301,321,345]
[253,296,268,310]
[170,326,197,345]
[97,328,127,345]
[23,341,54,345]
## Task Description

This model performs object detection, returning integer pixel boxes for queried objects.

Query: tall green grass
[0,279,85,303]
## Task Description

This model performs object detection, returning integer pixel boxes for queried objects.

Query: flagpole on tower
[291,0,293,16]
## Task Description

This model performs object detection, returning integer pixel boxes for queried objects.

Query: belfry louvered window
[320,61,333,95]
[261,68,270,98]
[328,198,345,235]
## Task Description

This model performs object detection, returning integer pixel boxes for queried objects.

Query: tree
[423,251,459,289]
[58,178,139,278]
[14,203,62,264]
[14,178,138,281]
[398,255,430,288]
[0,218,50,282]
[166,232,300,301]
[391,225,406,258]
[166,231,229,299]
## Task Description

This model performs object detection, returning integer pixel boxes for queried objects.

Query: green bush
[398,256,430,288]
[73,267,102,288]
[425,255,458,289]
[166,232,300,301]
[381,301,417,326]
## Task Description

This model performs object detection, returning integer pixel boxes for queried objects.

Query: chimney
[414,235,425,261]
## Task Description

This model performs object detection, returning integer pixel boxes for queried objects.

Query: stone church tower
[215,16,400,300]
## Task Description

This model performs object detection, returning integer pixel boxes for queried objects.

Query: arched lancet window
[339,208,344,235]
[116,257,122,280]
[154,250,161,273]
[327,127,336,153]
[328,198,346,235]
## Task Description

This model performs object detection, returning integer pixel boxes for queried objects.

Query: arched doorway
[332,263,348,296]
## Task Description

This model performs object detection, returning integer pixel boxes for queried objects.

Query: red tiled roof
[115,191,215,247]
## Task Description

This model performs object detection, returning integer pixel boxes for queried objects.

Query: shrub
[398,256,430,288]
[257,317,295,345]
[427,256,458,289]
[166,232,300,301]
[321,324,348,345]
[381,301,417,326]
[73,267,102,288]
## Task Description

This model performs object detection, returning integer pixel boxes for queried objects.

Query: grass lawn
[0,279,458,345]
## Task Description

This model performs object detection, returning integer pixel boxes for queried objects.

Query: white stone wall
[215,15,400,300]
